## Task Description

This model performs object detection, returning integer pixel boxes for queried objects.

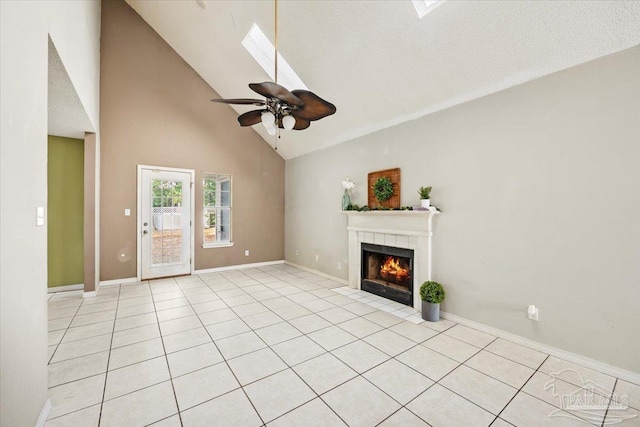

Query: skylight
[242,24,308,91]
[412,0,445,18]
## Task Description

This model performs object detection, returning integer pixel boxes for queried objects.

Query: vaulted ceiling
[127,0,640,159]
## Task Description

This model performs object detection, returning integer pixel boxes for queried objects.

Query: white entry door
[139,167,194,280]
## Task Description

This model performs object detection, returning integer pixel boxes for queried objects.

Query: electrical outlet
[527,305,539,321]
[337,262,341,270]
[244,250,250,257]
[315,254,319,261]
[295,250,299,256]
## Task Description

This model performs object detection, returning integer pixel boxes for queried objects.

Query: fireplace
[361,243,414,306]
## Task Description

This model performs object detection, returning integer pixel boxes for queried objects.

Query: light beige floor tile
[465,350,535,388]
[341,301,378,316]
[253,289,282,301]
[111,323,160,348]
[363,311,405,328]
[115,302,155,319]
[116,295,153,309]
[262,297,296,310]
[378,408,429,426]
[255,321,302,346]
[501,392,588,427]
[49,317,74,332]
[407,383,494,427]
[324,294,356,306]
[363,359,434,404]
[215,331,267,359]
[48,351,109,387]
[491,418,515,427]
[228,348,288,385]
[69,310,116,328]
[206,318,251,340]
[322,376,401,427]
[48,307,79,320]
[272,335,327,366]
[615,379,640,410]
[604,406,640,427]
[300,298,337,313]
[441,365,518,415]
[76,301,117,315]
[316,307,358,324]
[152,291,185,302]
[172,362,239,411]
[268,398,347,427]
[332,340,389,374]
[181,388,262,427]
[154,297,189,311]
[272,304,312,321]
[51,334,112,363]
[242,311,283,329]
[293,353,356,395]
[223,294,257,307]
[363,329,415,357]
[62,320,114,343]
[443,324,496,348]
[44,404,101,427]
[167,342,224,377]
[389,321,439,343]
[420,317,456,332]
[485,338,548,369]
[307,325,357,351]
[198,307,238,326]
[539,357,616,392]
[104,356,170,401]
[108,337,165,370]
[148,415,182,426]
[288,313,332,334]
[422,333,481,362]
[48,374,105,419]
[244,369,315,423]
[190,299,227,314]
[163,327,211,354]
[48,330,66,346]
[114,312,157,332]
[100,381,178,427]
[48,345,57,361]
[156,305,196,322]
[48,299,83,311]
[396,345,459,381]
[336,317,383,338]
[159,315,202,336]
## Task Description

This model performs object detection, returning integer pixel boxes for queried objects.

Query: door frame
[136,164,195,281]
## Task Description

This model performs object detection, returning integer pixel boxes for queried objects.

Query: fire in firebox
[380,256,411,282]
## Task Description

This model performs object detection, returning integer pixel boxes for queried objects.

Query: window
[203,173,232,248]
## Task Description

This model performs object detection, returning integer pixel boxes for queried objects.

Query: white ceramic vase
[420,199,431,208]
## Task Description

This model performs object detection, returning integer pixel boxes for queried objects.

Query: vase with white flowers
[341,177,356,210]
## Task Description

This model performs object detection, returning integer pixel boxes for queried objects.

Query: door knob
[143,222,148,226]
[143,230,148,234]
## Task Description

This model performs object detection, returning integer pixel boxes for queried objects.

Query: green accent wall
[48,136,84,287]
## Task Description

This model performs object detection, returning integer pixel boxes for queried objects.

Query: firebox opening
[361,243,414,306]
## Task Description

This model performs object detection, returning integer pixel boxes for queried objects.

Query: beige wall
[100,0,285,281]
[285,47,640,372]
[0,1,101,425]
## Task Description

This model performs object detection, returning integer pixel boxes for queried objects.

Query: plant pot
[421,301,440,322]
[420,199,431,208]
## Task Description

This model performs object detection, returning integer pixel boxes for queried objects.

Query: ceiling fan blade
[249,82,303,107]
[211,98,266,106]
[238,109,265,127]
[277,116,311,130]
[290,90,336,121]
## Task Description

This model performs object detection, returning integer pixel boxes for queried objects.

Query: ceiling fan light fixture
[261,111,275,128]
[282,115,296,130]
[266,124,277,135]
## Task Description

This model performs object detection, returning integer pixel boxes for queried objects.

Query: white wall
[285,47,640,373]
[0,1,101,425]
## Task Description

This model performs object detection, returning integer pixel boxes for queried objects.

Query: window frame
[202,173,233,248]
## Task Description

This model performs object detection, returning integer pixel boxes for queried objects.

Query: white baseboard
[440,311,640,385]
[35,398,51,427]
[99,277,139,287]
[47,284,83,294]
[284,261,349,285]
[194,260,284,275]
[83,291,97,298]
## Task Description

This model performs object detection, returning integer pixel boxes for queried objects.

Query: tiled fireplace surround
[344,209,439,310]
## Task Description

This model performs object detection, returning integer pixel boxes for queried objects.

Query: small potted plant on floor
[420,281,445,322]
[418,186,432,208]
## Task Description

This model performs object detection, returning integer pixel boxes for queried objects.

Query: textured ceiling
[126,0,640,159]
[48,38,94,139]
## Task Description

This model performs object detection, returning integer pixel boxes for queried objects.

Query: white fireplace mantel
[343,208,440,310]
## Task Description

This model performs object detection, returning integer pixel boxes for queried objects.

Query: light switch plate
[36,207,45,226]
[125,209,131,216]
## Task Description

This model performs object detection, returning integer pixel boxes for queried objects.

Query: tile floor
[45,264,639,426]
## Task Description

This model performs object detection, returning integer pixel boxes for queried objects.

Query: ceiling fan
[211,0,336,148]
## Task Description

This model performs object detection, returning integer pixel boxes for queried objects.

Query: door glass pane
[151,179,183,266]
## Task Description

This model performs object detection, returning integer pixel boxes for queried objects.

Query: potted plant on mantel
[420,281,445,322]
[418,186,432,208]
